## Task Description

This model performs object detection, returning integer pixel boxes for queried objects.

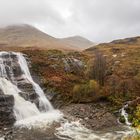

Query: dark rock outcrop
[0,95,15,129]
[17,82,38,102]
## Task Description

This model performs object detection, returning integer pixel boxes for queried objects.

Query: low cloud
[0,0,140,42]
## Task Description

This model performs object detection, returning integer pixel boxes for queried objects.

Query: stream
[0,52,137,140]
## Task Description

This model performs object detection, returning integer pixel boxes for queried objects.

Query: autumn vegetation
[0,36,139,132]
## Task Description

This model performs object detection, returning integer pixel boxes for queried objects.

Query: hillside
[19,36,140,130]
[84,37,140,129]
[85,36,140,100]
[0,35,139,139]
[61,36,94,50]
[14,35,139,107]
[0,24,74,51]
[86,36,140,51]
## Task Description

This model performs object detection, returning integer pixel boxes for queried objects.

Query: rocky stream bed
[0,102,136,140]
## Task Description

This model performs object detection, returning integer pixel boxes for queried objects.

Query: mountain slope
[61,36,94,50]
[0,24,73,51]
[85,36,140,52]
[85,36,140,104]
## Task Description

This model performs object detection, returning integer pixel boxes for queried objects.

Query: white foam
[55,120,134,140]
[0,52,54,121]
[15,110,63,128]
[121,104,132,126]
[0,78,40,120]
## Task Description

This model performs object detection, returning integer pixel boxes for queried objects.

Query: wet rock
[45,89,57,101]
[12,65,23,78]
[51,94,64,109]
[119,116,125,124]
[0,95,15,129]
[17,82,39,104]
[128,97,140,107]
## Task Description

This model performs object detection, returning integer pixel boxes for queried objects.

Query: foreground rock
[0,95,15,139]
[4,123,61,140]
[0,95,15,129]
[61,102,119,131]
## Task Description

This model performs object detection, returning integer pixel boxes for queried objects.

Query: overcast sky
[0,0,140,43]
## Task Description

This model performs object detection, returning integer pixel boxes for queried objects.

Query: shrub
[72,80,100,102]
[86,51,107,86]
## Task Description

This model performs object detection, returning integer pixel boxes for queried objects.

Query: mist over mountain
[0,24,94,51]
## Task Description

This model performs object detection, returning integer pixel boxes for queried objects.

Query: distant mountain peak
[0,24,95,51]
[0,24,72,50]
[61,35,94,50]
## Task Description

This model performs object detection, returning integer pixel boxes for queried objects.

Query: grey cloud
[0,0,140,42]
[0,0,64,26]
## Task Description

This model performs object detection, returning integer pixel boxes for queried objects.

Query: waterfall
[121,104,131,126]
[0,78,40,120]
[17,53,53,111]
[0,51,134,140]
[0,51,54,121]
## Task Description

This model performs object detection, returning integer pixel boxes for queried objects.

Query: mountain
[110,36,140,45]
[0,24,74,51]
[61,36,94,50]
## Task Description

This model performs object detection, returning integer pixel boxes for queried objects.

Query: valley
[0,25,139,140]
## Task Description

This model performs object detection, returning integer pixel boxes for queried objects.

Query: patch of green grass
[132,104,140,129]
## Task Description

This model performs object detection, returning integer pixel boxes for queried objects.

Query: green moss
[119,116,125,124]
[132,105,140,128]
[128,114,133,123]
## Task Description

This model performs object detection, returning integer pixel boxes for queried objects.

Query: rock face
[62,57,84,73]
[17,82,39,105]
[0,95,15,128]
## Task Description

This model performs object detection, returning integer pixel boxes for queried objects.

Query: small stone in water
[3,128,8,131]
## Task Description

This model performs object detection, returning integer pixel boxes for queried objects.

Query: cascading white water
[56,120,134,140]
[17,53,53,111]
[0,52,12,79]
[0,51,54,121]
[121,104,131,126]
[0,78,40,120]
